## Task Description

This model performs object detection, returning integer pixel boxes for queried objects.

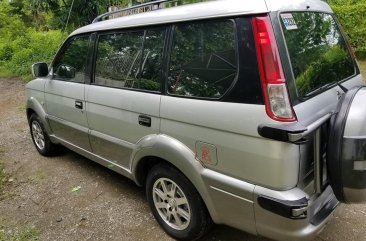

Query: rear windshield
[280,12,355,98]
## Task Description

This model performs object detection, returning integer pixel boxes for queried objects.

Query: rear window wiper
[303,82,336,98]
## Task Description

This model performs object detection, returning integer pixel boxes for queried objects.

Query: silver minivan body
[25,1,365,240]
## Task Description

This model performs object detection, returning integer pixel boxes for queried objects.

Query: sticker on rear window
[281,13,298,30]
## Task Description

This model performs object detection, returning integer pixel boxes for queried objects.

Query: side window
[139,29,165,91]
[168,20,238,99]
[95,28,165,92]
[53,35,90,83]
[95,31,144,88]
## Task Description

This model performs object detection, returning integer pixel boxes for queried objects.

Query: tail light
[252,16,296,122]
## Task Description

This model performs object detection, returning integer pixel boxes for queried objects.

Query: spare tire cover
[327,86,366,203]
[327,87,366,203]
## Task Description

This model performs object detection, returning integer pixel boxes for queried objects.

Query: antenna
[64,0,75,31]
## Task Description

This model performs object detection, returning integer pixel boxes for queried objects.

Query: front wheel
[29,114,58,156]
[146,163,212,241]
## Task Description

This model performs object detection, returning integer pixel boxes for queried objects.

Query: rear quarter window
[168,20,237,99]
[280,12,356,98]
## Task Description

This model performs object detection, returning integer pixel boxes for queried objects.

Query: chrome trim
[292,206,308,218]
[288,113,332,142]
[314,129,322,194]
[210,186,253,204]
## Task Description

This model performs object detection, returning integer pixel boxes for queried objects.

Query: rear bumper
[254,185,338,241]
[202,169,338,241]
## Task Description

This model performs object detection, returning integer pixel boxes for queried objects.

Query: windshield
[280,12,356,98]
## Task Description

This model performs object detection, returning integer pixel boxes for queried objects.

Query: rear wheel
[29,114,58,156]
[146,164,212,241]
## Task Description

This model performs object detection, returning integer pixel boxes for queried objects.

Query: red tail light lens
[252,16,296,122]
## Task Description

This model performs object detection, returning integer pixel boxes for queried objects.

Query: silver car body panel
[294,76,364,125]
[159,96,299,190]
[265,0,332,13]
[45,79,91,151]
[85,85,161,170]
[25,78,51,133]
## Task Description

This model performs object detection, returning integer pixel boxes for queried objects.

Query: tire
[29,114,58,156]
[146,163,212,241]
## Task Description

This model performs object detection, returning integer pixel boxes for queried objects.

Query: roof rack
[93,0,180,23]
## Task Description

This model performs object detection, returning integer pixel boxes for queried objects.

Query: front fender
[130,134,219,221]
[27,96,52,134]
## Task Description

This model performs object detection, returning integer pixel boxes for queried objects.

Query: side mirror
[32,62,49,77]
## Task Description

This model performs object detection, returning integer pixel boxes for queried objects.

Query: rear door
[274,9,363,192]
[45,35,92,151]
[278,11,362,121]
[85,27,166,169]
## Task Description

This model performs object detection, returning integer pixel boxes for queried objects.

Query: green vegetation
[27,171,46,183]
[0,0,130,80]
[0,225,39,241]
[0,161,6,199]
[0,29,67,81]
[329,0,366,58]
[0,1,67,80]
[0,0,365,80]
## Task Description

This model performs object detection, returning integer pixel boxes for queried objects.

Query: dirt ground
[0,64,366,241]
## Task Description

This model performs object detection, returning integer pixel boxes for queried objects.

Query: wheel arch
[130,134,219,222]
[26,97,52,134]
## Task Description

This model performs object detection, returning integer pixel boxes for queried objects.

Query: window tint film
[53,35,90,82]
[95,29,165,91]
[168,20,237,98]
[281,12,355,98]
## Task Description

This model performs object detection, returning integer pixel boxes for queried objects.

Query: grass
[27,171,46,183]
[0,226,39,241]
[18,104,26,113]
[0,161,6,199]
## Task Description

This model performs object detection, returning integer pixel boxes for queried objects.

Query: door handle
[75,100,83,109]
[138,115,151,127]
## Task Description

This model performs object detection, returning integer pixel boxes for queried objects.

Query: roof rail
[93,0,179,23]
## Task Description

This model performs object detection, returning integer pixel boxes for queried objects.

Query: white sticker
[281,13,298,30]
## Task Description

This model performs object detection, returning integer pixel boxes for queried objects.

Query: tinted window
[53,35,90,82]
[95,29,165,91]
[140,29,165,91]
[281,12,355,98]
[168,20,237,98]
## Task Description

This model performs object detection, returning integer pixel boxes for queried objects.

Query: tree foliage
[0,0,365,81]
[329,0,366,58]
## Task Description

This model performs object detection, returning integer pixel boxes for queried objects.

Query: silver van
[26,0,366,240]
